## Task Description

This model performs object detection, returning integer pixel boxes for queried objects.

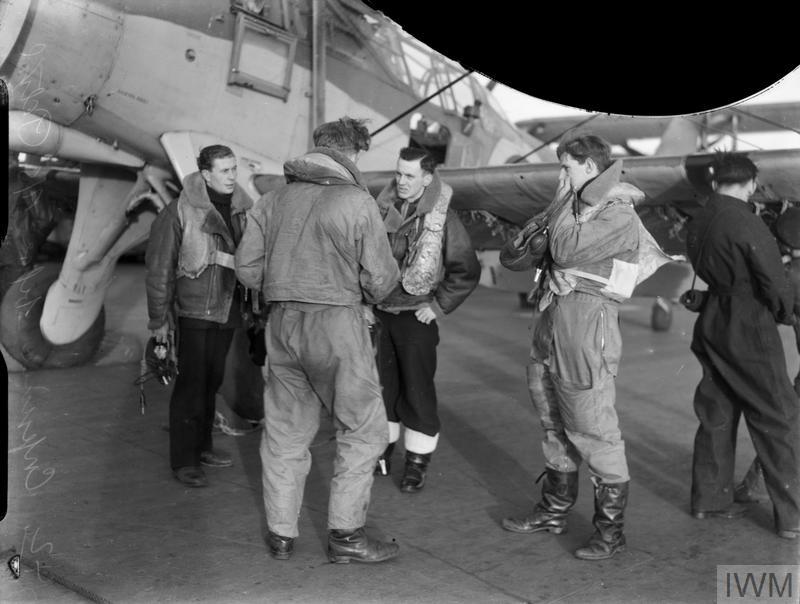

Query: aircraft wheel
[650,297,672,332]
[0,264,105,369]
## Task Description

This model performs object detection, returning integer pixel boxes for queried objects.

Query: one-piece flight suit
[235,147,400,537]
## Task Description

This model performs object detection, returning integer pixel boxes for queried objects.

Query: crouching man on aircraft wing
[501,133,672,560]
[145,145,253,488]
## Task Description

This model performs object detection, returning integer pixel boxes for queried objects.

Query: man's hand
[415,305,436,324]
[151,323,170,344]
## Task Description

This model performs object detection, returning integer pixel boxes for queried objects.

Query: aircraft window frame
[228,11,298,101]
[424,66,456,113]
[450,74,474,113]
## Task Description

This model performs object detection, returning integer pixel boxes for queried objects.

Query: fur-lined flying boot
[574,481,629,561]
[502,468,579,534]
[400,452,431,493]
[374,443,396,476]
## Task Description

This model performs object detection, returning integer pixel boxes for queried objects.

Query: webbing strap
[211,250,235,269]
[560,267,609,285]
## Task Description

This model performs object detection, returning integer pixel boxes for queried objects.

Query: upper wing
[253,148,800,254]
[359,148,800,254]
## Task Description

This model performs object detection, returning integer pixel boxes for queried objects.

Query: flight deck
[2,263,799,603]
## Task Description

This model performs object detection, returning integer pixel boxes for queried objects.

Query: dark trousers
[169,321,234,470]
[691,337,800,531]
[375,309,440,437]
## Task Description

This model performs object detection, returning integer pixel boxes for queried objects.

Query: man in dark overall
[686,152,799,539]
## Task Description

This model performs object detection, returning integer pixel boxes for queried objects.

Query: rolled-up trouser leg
[527,360,580,473]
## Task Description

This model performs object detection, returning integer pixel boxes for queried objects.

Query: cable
[370,70,474,137]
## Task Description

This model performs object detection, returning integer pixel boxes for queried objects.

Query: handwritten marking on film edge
[14,43,54,148]
[23,526,55,581]
[13,265,46,319]
[9,382,56,491]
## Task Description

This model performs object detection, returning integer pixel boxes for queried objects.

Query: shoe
[502,469,579,534]
[173,466,208,488]
[374,443,396,476]
[691,503,748,519]
[327,528,399,564]
[734,458,768,503]
[574,481,629,561]
[266,531,294,560]
[400,452,431,493]
[200,448,233,468]
[778,529,799,540]
[734,484,769,504]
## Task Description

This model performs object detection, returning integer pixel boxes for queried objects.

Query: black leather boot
[374,443,396,476]
[574,481,629,560]
[266,530,294,560]
[502,468,579,534]
[327,527,400,563]
[400,452,431,493]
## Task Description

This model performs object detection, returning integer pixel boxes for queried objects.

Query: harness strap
[210,250,235,269]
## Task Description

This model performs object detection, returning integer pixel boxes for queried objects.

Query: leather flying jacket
[235,147,400,307]
[145,172,252,329]
[375,171,480,314]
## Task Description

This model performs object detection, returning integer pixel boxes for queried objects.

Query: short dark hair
[556,132,612,172]
[312,117,371,154]
[197,145,235,171]
[708,152,758,186]
[398,147,437,174]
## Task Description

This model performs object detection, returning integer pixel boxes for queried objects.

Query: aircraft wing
[517,102,800,146]
[252,149,800,305]
[253,148,800,255]
[369,148,800,253]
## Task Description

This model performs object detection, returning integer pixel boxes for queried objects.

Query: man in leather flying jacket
[372,147,481,493]
[145,145,252,488]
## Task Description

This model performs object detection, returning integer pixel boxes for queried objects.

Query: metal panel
[2,0,122,125]
[228,11,297,100]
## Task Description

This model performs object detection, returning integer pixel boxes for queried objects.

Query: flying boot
[400,452,431,493]
[574,480,629,560]
[502,468,579,534]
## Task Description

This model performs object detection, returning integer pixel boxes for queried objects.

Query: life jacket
[401,182,452,295]
[174,172,248,279]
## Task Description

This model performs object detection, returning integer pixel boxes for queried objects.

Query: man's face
[395,158,432,202]
[559,153,598,193]
[202,155,238,194]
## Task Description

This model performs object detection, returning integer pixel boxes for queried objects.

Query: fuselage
[1,0,544,176]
